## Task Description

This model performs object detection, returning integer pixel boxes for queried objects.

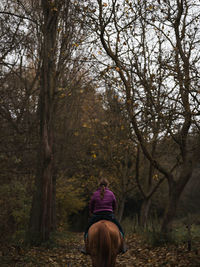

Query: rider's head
[98,178,109,200]
[98,178,109,188]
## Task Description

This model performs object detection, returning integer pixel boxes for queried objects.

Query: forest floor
[1,232,200,267]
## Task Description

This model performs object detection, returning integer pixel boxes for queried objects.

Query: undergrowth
[122,215,200,248]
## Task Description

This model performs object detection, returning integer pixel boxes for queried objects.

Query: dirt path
[1,233,200,266]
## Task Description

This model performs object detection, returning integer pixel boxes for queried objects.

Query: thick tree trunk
[161,186,179,234]
[28,1,59,244]
[139,197,151,228]
[161,160,193,234]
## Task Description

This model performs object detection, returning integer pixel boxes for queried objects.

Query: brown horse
[87,220,122,267]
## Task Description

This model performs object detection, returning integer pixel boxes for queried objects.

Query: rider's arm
[112,193,117,213]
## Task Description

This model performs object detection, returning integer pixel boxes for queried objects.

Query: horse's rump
[88,220,122,267]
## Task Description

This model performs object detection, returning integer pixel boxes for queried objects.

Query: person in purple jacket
[81,178,127,254]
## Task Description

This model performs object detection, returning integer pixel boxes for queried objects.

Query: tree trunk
[161,187,179,234]
[139,197,151,228]
[117,196,126,223]
[161,160,193,234]
[28,1,59,244]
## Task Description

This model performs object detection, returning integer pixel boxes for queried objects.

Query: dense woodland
[0,0,200,259]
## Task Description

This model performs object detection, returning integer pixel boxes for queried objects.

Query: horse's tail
[97,222,112,267]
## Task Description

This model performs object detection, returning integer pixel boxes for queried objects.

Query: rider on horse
[81,178,127,254]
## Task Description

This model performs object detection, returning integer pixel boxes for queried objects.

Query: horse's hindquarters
[88,220,122,267]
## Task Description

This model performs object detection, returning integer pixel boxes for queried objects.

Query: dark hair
[99,178,109,200]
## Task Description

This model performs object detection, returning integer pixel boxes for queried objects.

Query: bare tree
[83,0,200,233]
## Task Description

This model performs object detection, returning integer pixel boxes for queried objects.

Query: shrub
[56,176,86,230]
[0,180,31,243]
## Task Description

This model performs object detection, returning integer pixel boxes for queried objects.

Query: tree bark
[139,197,151,228]
[161,159,193,233]
[28,0,59,244]
[117,196,126,223]
[161,183,179,234]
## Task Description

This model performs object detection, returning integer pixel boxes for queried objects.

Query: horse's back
[88,220,121,247]
[89,220,120,235]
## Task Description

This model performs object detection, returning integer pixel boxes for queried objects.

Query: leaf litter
[0,233,200,266]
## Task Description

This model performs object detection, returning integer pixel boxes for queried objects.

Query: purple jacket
[89,187,117,214]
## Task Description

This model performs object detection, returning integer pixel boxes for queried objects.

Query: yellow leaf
[148,5,154,10]
[153,174,159,180]
[52,7,58,12]
[82,123,88,128]
[92,154,97,158]
[103,3,108,7]
[116,67,120,71]
[59,93,66,98]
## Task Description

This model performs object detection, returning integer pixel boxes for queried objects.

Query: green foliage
[56,176,86,229]
[0,180,31,243]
